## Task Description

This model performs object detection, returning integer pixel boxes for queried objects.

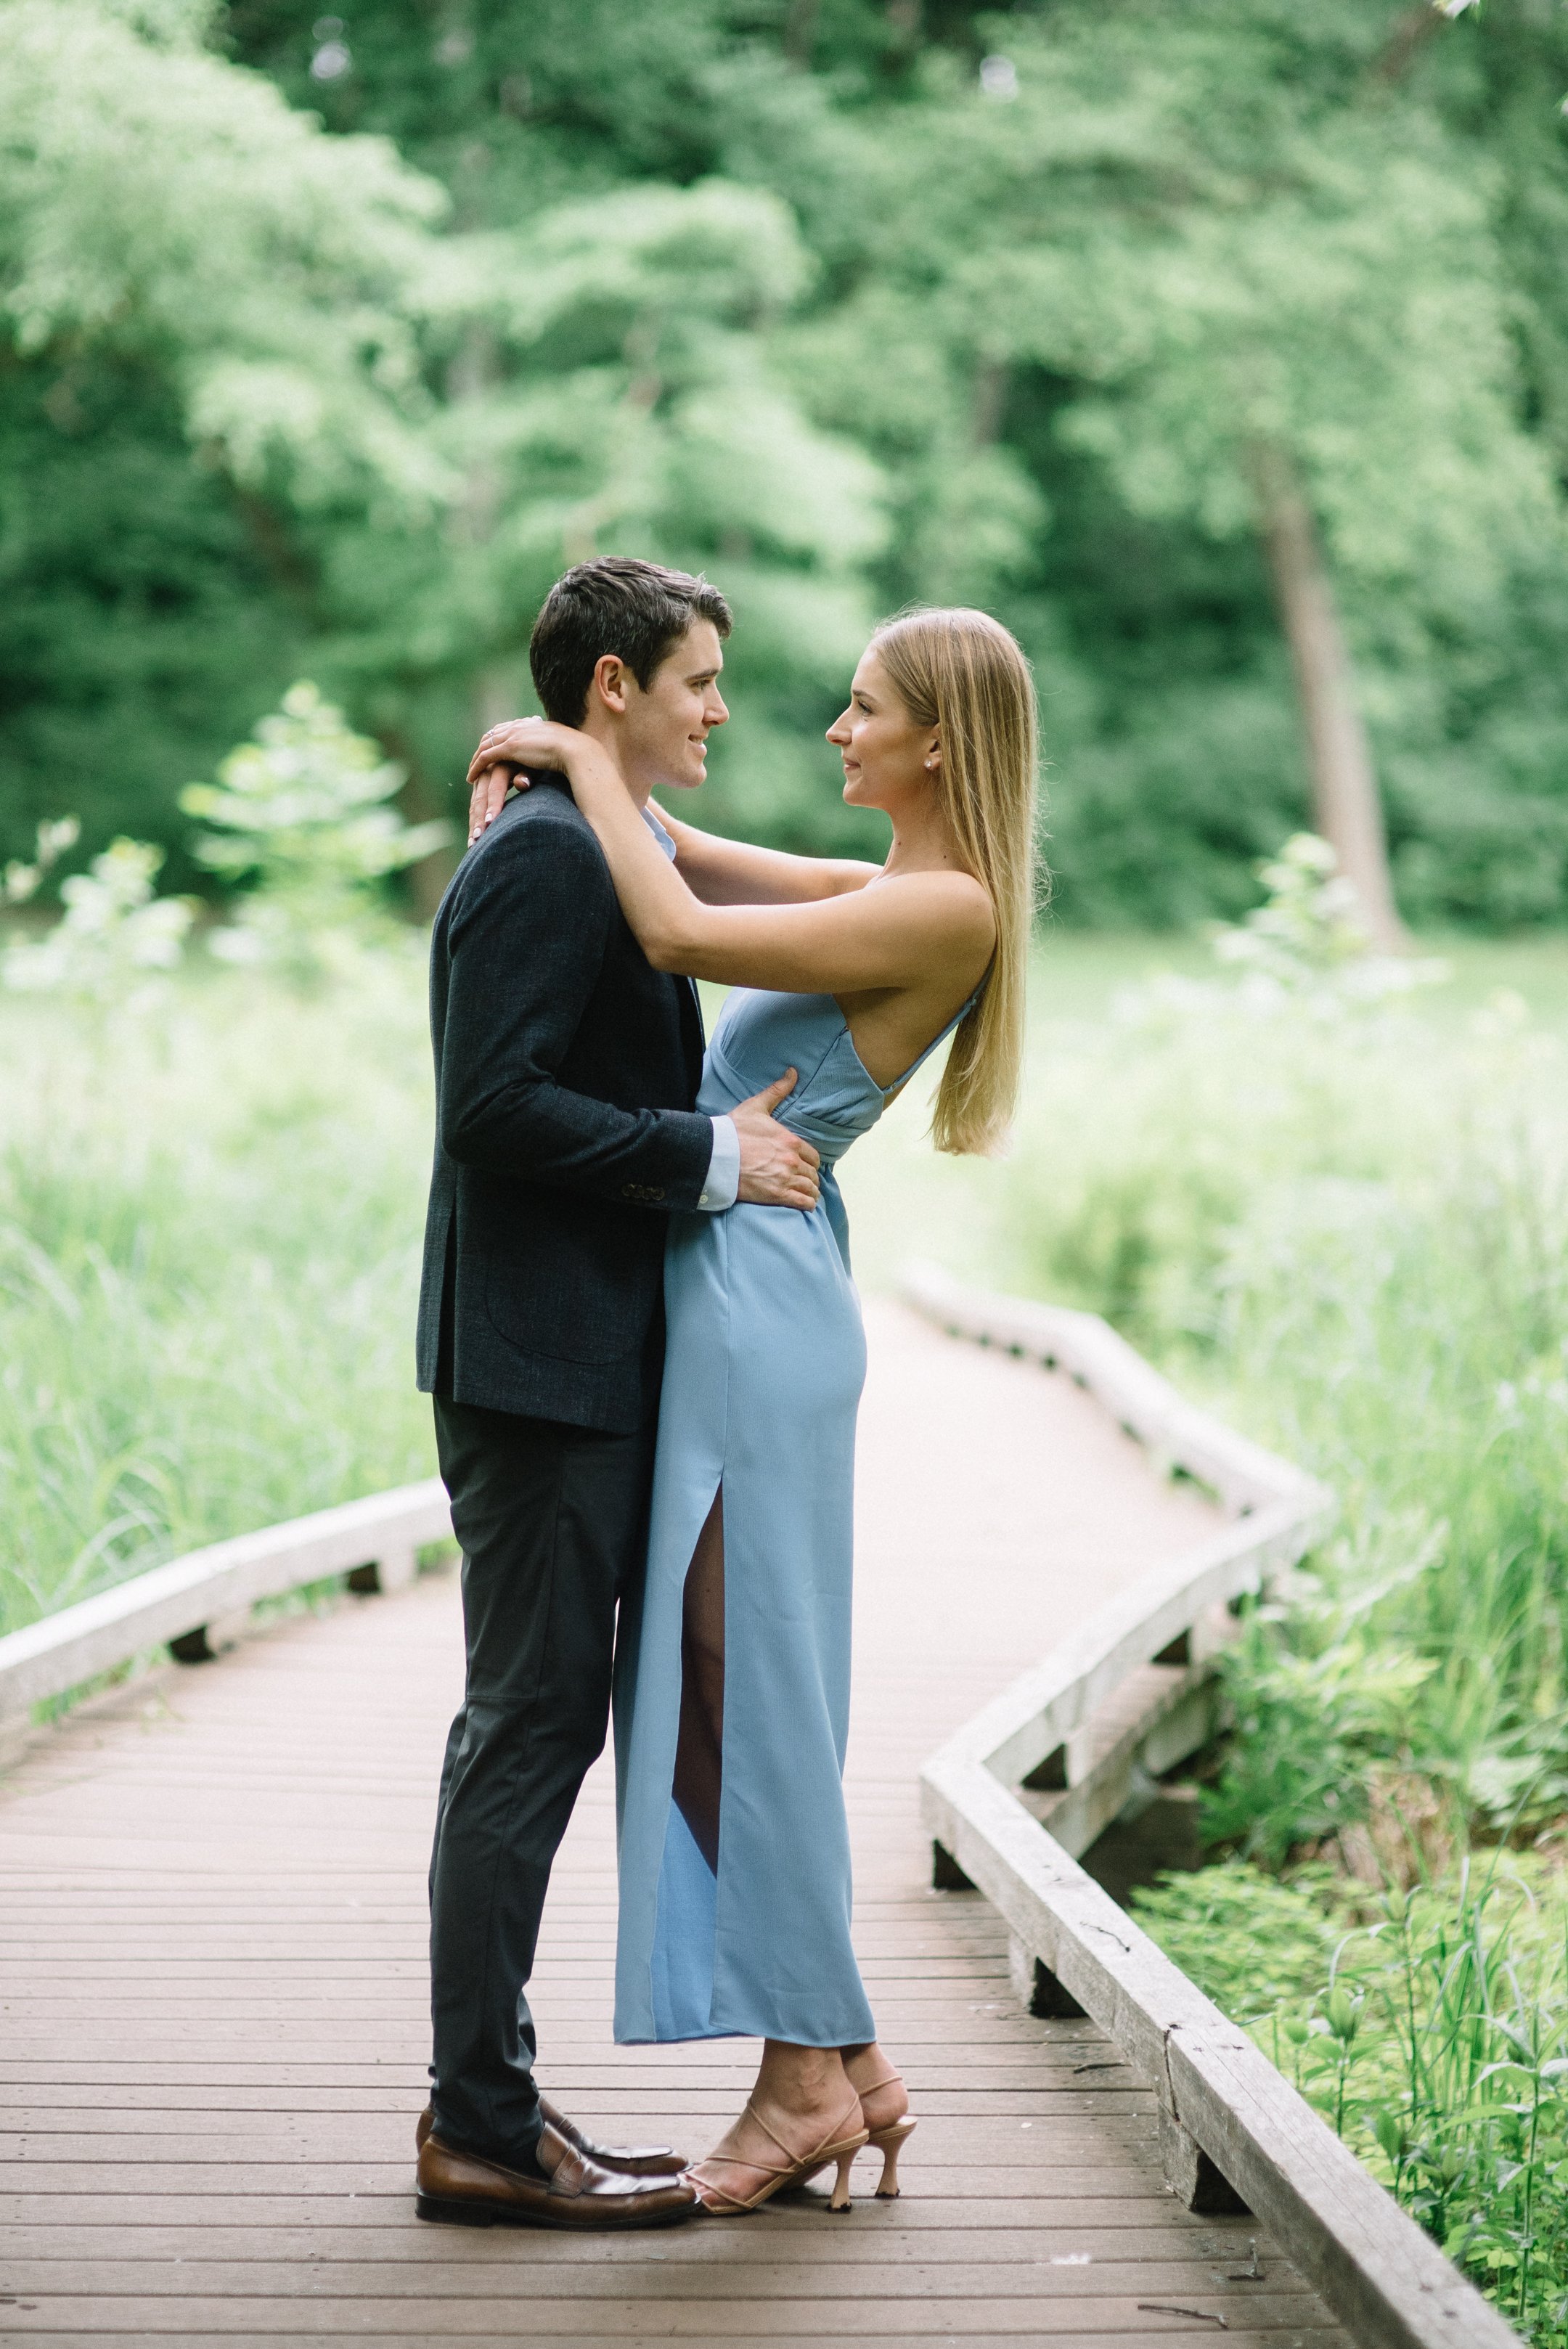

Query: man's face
[619,620,729,793]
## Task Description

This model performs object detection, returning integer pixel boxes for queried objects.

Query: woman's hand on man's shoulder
[465,716,590,844]
[467,761,523,845]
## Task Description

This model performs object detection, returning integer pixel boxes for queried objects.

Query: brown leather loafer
[415,2096,686,2178]
[415,2126,698,2229]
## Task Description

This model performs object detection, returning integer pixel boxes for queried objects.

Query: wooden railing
[903,1262,1517,2349]
[0,1479,452,1754]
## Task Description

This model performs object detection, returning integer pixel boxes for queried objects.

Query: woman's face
[827,647,937,813]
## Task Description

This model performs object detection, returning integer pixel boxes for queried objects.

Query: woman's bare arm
[656,812,883,907]
[472,723,993,1000]
[652,865,989,997]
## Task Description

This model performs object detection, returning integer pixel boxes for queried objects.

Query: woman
[468,606,1037,2213]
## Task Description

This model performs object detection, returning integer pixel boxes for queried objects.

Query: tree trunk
[783,0,820,65]
[1249,441,1407,950]
[972,357,1006,448]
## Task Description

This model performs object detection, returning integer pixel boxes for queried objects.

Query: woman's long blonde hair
[871,606,1040,1157]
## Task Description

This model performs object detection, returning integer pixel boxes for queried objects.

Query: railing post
[931,1839,975,1891]
[375,1545,419,1594]
[169,1609,250,1664]
[348,1547,419,1596]
[1008,1931,1085,2019]
[1158,2105,1249,2215]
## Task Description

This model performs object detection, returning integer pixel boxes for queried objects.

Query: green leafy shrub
[1202,1574,1438,1868]
[181,683,452,977]
[3,828,194,1008]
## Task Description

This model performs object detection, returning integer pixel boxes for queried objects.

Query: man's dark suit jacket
[416,774,714,1433]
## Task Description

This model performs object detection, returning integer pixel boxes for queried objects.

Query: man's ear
[590,653,632,716]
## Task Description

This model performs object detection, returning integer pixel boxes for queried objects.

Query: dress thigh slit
[671,1485,725,1872]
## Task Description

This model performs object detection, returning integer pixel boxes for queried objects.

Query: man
[412,558,820,2229]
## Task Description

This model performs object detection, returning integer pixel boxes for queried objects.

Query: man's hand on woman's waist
[730,1071,820,1212]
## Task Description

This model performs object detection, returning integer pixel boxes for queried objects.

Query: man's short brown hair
[528,557,732,724]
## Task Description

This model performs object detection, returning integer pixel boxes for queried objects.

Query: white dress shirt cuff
[696,1114,740,1212]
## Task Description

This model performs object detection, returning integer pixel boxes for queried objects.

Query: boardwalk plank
[0,2321,1354,2340]
[0,2258,1328,2303]
[0,2303,1339,2339]
[0,2221,1283,2260]
[0,2195,1242,2231]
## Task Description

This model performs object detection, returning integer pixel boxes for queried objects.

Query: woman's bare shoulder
[877,865,996,940]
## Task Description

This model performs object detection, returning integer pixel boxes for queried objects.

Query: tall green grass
[0,955,436,1635]
[1136,1858,1568,2340]
[1000,976,1568,1855]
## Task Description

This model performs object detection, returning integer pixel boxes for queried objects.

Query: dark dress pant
[427,1394,655,2167]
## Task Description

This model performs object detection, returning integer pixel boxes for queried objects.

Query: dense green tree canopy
[4,0,1567,921]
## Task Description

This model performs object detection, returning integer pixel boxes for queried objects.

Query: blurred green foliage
[2,835,194,1005]
[4,0,1568,919]
[182,682,452,975]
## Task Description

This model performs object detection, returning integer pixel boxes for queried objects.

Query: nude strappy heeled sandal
[686,2096,869,2215]
[851,2060,918,2198]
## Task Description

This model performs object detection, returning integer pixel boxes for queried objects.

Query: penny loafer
[415,2096,686,2178]
[415,2127,698,2229]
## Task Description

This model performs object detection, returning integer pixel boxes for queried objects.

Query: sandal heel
[828,2145,857,2213]
[869,2116,917,2198]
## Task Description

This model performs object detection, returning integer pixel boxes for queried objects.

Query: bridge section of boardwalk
[0,1299,1349,2345]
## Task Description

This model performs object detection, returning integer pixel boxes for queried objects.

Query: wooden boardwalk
[0,1301,1350,2345]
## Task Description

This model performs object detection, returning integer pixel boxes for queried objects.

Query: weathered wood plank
[0,2193,1220,2231]
[0,2218,1281,2261]
[0,2300,1344,2340]
[0,2257,1334,2303]
[0,2321,1354,2340]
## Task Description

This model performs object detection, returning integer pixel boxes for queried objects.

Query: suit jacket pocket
[483,1201,658,1366]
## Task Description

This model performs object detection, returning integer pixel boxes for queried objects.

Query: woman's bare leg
[671,1489,725,1871]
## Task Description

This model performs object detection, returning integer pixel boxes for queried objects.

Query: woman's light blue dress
[612,982,973,2048]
